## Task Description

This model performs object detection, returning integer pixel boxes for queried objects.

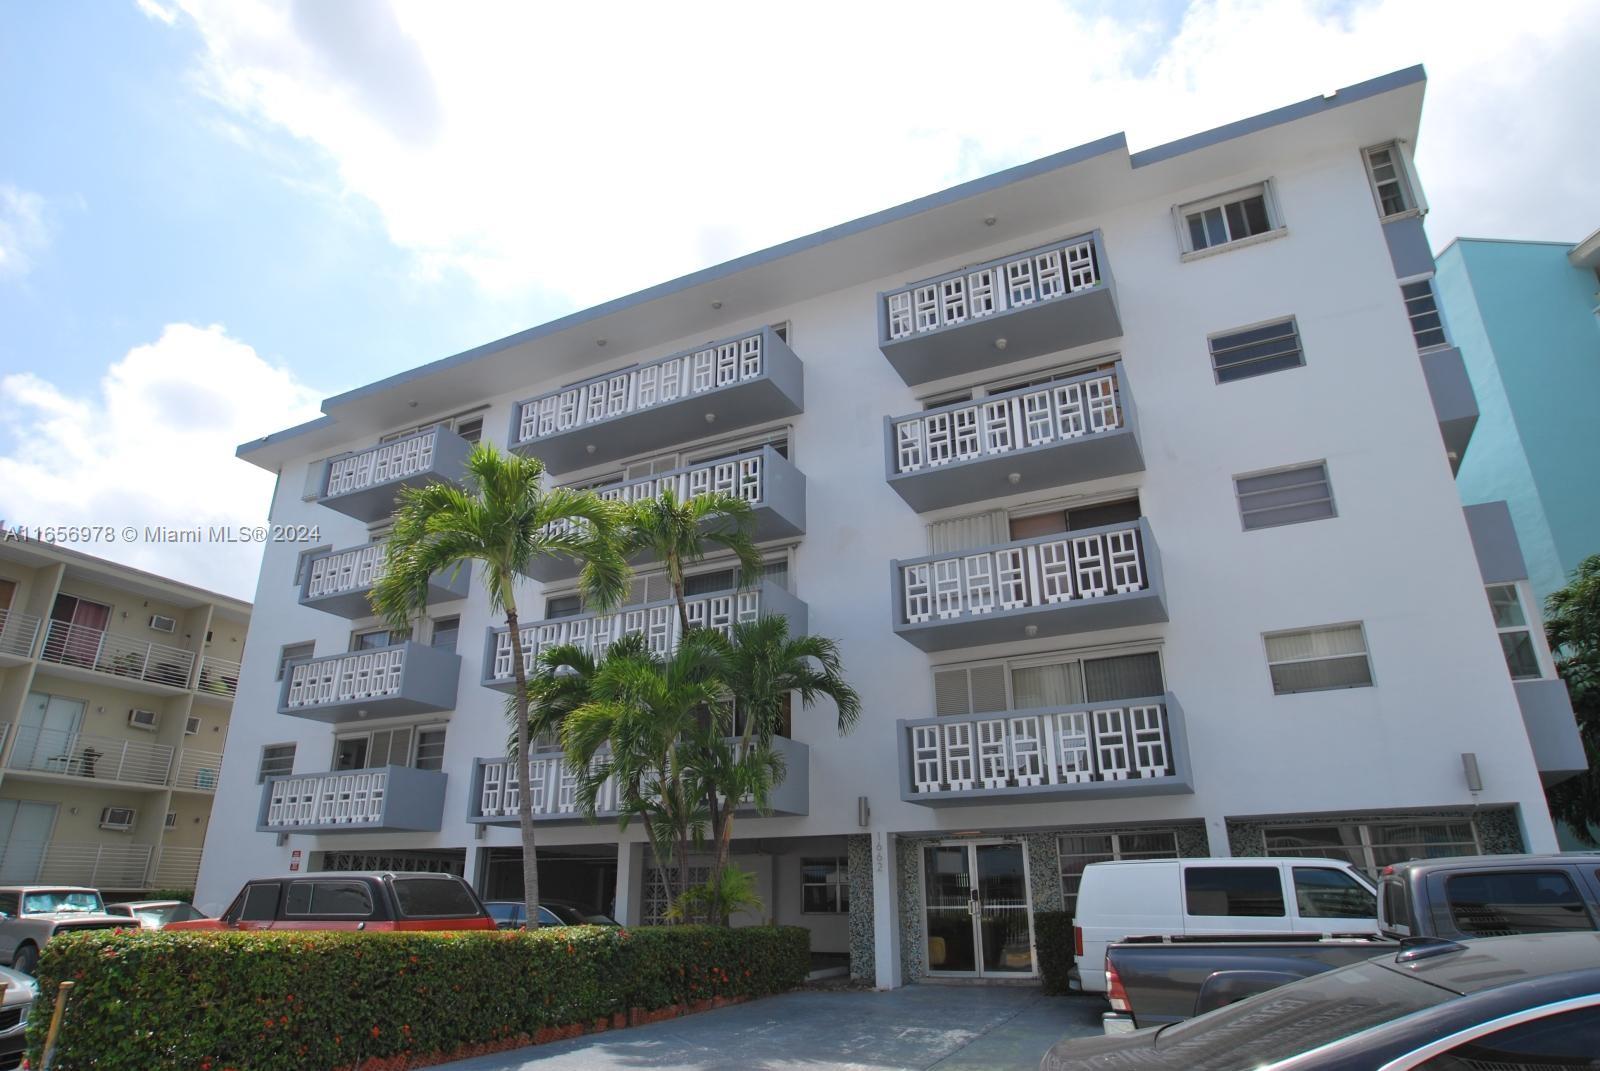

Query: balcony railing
[482,579,808,691]
[509,326,804,474]
[899,694,1192,805]
[527,446,807,582]
[149,846,203,889]
[6,726,174,786]
[886,363,1143,512]
[279,641,461,723]
[892,519,1167,652]
[171,747,223,792]
[299,540,470,618]
[470,734,809,825]
[0,608,41,660]
[195,656,241,701]
[0,842,155,889]
[40,619,194,689]
[878,232,1121,385]
[317,425,475,523]
[257,765,448,833]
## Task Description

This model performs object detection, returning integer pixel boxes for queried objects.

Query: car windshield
[1152,961,1449,1068]
[540,904,591,925]
[22,891,105,914]
[134,904,206,926]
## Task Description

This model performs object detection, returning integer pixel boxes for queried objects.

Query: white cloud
[157,0,1594,302]
[0,186,51,281]
[0,324,323,600]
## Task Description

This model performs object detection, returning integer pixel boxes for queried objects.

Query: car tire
[12,944,37,976]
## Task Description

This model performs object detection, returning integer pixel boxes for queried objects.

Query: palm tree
[706,615,861,878]
[372,443,627,911]
[562,633,728,914]
[620,488,762,631]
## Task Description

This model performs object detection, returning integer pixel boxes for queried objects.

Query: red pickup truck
[168,872,496,932]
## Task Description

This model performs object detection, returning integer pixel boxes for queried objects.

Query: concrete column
[1516,802,1560,854]
[871,831,902,989]
[614,840,646,926]
[462,844,484,893]
[1203,815,1232,857]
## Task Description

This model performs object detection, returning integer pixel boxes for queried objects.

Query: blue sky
[1,0,1595,597]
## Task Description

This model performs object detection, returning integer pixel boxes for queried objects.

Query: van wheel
[12,943,38,975]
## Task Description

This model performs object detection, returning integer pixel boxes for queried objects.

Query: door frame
[921,837,1039,980]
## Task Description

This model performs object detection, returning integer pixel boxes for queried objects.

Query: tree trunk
[506,595,540,913]
[704,789,726,925]
[670,550,690,636]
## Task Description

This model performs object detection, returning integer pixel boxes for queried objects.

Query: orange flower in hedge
[371,1025,381,1038]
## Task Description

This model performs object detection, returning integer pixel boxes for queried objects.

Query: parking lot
[438,985,1104,1071]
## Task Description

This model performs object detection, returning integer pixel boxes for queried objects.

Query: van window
[1293,867,1376,919]
[1185,866,1285,917]
[1382,880,1409,934]
[1445,871,1594,937]
[392,877,480,919]
[284,880,374,918]
[239,883,280,922]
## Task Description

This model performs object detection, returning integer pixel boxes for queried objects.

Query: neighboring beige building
[0,538,248,896]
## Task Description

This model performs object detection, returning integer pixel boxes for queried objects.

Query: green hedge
[1034,910,1076,995]
[29,924,809,1071]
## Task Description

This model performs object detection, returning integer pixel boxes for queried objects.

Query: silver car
[0,964,37,1071]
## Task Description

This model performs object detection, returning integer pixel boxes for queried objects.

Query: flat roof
[0,536,251,615]
[239,65,1426,471]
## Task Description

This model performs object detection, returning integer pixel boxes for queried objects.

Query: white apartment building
[0,540,247,895]
[197,66,1584,987]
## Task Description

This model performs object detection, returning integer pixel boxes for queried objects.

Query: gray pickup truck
[1103,852,1600,1032]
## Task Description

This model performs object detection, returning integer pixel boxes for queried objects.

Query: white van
[1071,857,1379,992]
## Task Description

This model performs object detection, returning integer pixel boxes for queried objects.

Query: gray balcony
[510,326,804,475]
[257,765,448,833]
[524,446,807,584]
[878,232,1121,386]
[885,363,1143,513]
[299,541,471,619]
[1513,679,1586,787]
[891,519,1166,653]
[482,579,808,692]
[899,693,1193,806]
[1420,346,1478,474]
[278,641,461,724]
[468,734,809,826]
[317,425,475,523]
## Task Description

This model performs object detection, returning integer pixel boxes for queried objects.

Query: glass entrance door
[922,841,1036,977]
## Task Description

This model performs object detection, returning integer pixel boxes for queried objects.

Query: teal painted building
[1437,231,1600,607]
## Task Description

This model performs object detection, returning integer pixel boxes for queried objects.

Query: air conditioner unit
[185,716,201,736]
[128,708,159,731]
[99,806,136,831]
[148,614,178,634]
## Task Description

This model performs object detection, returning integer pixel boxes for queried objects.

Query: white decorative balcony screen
[325,428,439,498]
[901,525,1146,625]
[264,770,389,828]
[892,369,1121,475]
[284,649,407,709]
[489,590,763,684]
[908,701,1172,796]
[884,236,1100,342]
[478,755,619,820]
[516,332,765,445]
[305,543,389,599]
[545,452,765,541]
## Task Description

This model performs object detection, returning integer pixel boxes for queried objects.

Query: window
[1008,498,1141,541]
[1235,463,1335,530]
[1292,867,1376,919]
[453,417,483,444]
[546,594,584,619]
[1416,1005,1600,1068]
[1487,585,1542,680]
[801,857,849,914]
[1363,142,1414,218]
[936,651,1165,715]
[257,744,296,784]
[1266,819,1480,877]
[414,728,447,771]
[352,627,408,651]
[164,811,177,829]
[1184,866,1285,917]
[335,727,413,771]
[1401,280,1447,349]
[769,321,790,343]
[430,616,460,651]
[1263,623,1372,694]
[284,880,373,917]
[1058,831,1179,916]
[276,642,314,681]
[238,883,280,922]
[393,876,480,918]
[1179,184,1276,253]
[1444,871,1595,936]
[1209,318,1304,383]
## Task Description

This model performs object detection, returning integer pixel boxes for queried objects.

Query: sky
[0,0,1595,599]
